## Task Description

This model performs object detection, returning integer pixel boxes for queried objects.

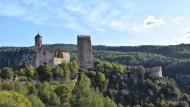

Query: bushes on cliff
[28,94,45,107]
[0,90,32,107]
[37,82,60,106]
[0,67,13,79]
[25,65,36,77]
[37,64,52,81]
[18,65,36,78]
[69,60,79,75]
[71,73,117,107]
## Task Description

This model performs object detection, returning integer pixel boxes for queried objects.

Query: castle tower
[35,33,42,49]
[77,35,93,68]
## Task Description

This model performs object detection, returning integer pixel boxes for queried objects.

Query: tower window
[43,52,46,55]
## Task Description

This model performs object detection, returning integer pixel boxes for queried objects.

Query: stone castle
[33,33,94,69]
[34,33,71,68]
[0,33,163,78]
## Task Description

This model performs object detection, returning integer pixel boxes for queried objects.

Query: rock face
[77,35,93,68]
[148,66,163,78]
[0,50,36,68]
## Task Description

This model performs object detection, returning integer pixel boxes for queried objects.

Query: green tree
[54,64,64,77]
[18,68,26,76]
[94,59,102,71]
[71,73,116,107]
[178,101,189,107]
[70,60,79,75]
[112,63,125,73]
[95,72,109,91]
[104,62,113,71]
[25,65,36,77]
[55,84,71,107]
[60,63,70,78]
[38,82,60,106]
[0,90,32,107]
[28,94,45,107]
[0,67,13,79]
[37,64,52,81]
[103,97,117,107]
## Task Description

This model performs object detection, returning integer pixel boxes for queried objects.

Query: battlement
[77,35,91,38]
[77,35,91,41]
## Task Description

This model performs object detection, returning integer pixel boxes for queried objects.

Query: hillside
[1,43,190,69]
[1,44,190,92]
[1,44,190,106]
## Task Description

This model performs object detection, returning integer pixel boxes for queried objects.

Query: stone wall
[63,52,70,63]
[54,58,65,66]
[36,45,54,68]
[148,66,163,78]
[77,35,93,68]
[53,52,70,66]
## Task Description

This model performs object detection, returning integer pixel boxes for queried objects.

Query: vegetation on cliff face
[0,58,189,107]
[0,90,32,107]
[1,44,190,106]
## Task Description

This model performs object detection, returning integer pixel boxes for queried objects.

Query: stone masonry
[35,34,70,68]
[77,35,93,68]
[147,66,163,78]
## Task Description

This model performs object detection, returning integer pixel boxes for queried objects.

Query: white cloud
[164,17,190,44]
[0,2,25,17]
[171,35,190,44]
[133,16,167,32]
[0,0,135,32]
[143,16,166,28]
[185,31,190,38]
[169,30,190,45]
[0,0,88,31]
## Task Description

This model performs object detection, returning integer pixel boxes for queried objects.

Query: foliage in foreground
[0,59,190,107]
[0,90,32,107]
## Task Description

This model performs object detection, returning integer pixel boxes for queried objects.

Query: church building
[34,33,70,68]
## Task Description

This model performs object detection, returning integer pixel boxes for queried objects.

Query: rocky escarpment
[0,48,37,68]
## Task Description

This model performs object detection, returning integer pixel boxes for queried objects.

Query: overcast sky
[0,0,190,46]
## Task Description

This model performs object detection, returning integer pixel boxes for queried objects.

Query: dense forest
[0,43,190,107]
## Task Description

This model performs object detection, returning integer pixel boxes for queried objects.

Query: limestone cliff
[0,48,36,68]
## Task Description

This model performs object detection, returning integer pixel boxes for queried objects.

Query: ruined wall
[54,58,64,66]
[148,66,163,78]
[77,35,93,68]
[63,52,70,63]
[53,52,70,65]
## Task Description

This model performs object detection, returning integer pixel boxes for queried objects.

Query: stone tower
[77,35,93,68]
[35,33,42,49]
